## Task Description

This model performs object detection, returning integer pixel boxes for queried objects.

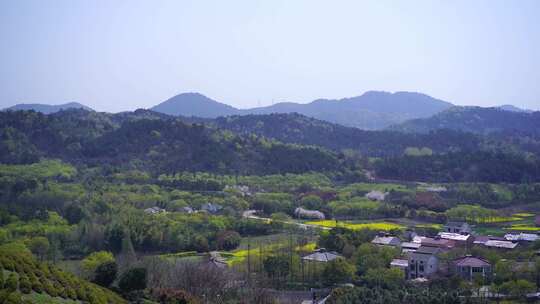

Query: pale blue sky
[1,0,539,112]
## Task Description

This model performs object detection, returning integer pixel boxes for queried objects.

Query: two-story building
[408,246,440,279]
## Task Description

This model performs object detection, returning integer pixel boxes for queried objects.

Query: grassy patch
[504,224,540,232]
[305,220,404,231]
[415,223,443,230]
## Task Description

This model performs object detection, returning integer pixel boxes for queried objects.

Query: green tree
[5,273,18,292]
[354,243,397,275]
[93,261,118,288]
[27,237,50,260]
[362,267,404,289]
[18,275,31,294]
[82,251,115,278]
[263,255,290,283]
[322,259,355,286]
[118,268,147,293]
[216,230,241,251]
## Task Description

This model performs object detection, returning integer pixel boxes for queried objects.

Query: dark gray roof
[454,256,490,267]
[302,251,342,262]
[415,246,440,255]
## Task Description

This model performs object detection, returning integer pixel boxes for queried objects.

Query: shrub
[19,275,32,294]
[5,273,18,292]
[93,261,118,287]
[216,230,241,251]
[0,267,4,289]
[3,291,23,304]
[118,268,147,293]
[82,251,115,278]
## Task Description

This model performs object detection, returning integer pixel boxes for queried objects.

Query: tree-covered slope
[0,110,343,175]
[391,106,540,135]
[211,113,483,157]
[0,243,125,304]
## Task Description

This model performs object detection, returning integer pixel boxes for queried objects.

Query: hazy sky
[1,0,539,112]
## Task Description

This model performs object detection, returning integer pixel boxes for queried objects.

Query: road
[242,210,331,230]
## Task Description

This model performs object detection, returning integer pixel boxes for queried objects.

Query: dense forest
[391,106,540,135]
[0,110,348,175]
[3,109,540,183]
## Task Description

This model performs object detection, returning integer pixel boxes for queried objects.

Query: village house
[437,232,474,247]
[473,235,505,246]
[302,249,342,263]
[294,207,325,220]
[401,242,422,254]
[504,233,539,243]
[482,239,518,250]
[371,235,401,248]
[452,256,492,281]
[224,185,252,197]
[200,202,223,214]
[417,236,456,251]
[365,190,387,201]
[408,246,440,279]
[443,222,471,234]
[144,206,166,215]
[180,206,194,214]
[424,186,447,193]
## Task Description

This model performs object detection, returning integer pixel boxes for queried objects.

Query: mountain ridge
[150,90,454,129]
[390,106,540,135]
[4,102,92,114]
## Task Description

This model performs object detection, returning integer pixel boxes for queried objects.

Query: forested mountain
[151,92,240,118]
[391,106,540,135]
[243,91,453,129]
[3,102,93,113]
[211,113,483,157]
[0,109,344,175]
[498,104,532,113]
[151,91,453,129]
[3,108,540,182]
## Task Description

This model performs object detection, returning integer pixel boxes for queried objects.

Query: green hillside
[0,243,126,304]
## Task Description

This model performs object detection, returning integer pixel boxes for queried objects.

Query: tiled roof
[302,251,342,262]
[372,236,400,246]
[504,233,539,242]
[454,256,491,267]
[421,237,455,249]
[437,232,471,241]
[484,240,518,249]
[390,259,409,268]
[415,245,440,255]
[401,242,422,249]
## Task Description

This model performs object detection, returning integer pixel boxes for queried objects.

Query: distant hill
[151,92,240,118]
[151,91,454,129]
[4,102,92,114]
[498,104,532,113]
[211,113,483,157]
[242,91,454,129]
[391,106,540,135]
